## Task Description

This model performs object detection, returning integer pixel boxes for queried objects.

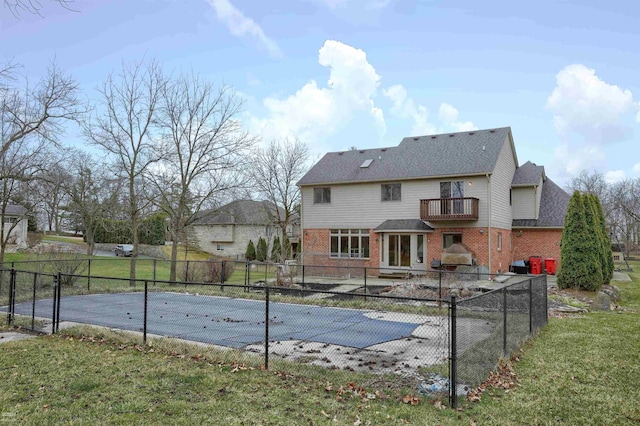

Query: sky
[1,0,639,187]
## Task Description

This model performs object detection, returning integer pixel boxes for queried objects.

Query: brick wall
[512,228,562,268]
[425,227,512,274]
[301,226,556,275]
[302,229,381,270]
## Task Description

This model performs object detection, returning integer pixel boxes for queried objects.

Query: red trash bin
[545,258,557,275]
[529,256,542,274]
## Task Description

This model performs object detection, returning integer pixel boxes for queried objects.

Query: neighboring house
[2,204,28,248]
[191,200,299,259]
[297,127,570,275]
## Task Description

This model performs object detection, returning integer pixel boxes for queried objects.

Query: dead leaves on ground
[467,357,519,403]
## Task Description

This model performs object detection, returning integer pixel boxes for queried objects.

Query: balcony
[420,197,479,222]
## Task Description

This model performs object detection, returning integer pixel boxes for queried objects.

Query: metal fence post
[87,258,91,291]
[7,268,16,326]
[153,259,157,286]
[52,273,59,335]
[302,264,305,286]
[143,280,148,346]
[220,261,226,291]
[503,286,508,357]
[55,272,62,334]
[438,270,443,308]
[450,294,457,409]
[529,279,533,334]
[264,283,270,370]
[363,267,367,301]
[32,272,38,330]
[544,275,548,324]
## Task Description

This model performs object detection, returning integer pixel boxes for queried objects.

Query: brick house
[297,127,569,275]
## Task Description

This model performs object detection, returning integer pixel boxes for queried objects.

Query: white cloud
[383,84,435,135]
[318,0,391,9]
[438,103,477,132]
[382,86,476,135]
[250,40,385,144]
[552,143,605,177]
[207,0,283,59]
[633,163,640,176]
[546,64,637,143]
[605,170,626,184]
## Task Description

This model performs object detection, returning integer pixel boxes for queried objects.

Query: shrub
[34,245,88,287]
[26,232,43,248]
[204,259,235,283]
[176,261,208,283]
[558,191,602,291]
[271,236,281,262]
[245,240,256,261]
[256,237,268,262]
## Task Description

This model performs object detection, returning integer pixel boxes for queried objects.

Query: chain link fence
[1,261,547,408]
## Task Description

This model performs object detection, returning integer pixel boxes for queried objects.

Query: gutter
[486,173,492,274]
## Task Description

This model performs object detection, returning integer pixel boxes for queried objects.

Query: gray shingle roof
[373,219,434,233]
[5,205,27,216]
[298,127,514,185]
[194,200,281,225]
[512,161,545,186]
[512,177,570,228]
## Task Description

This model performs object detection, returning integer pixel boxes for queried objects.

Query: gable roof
[512,161,545,186]
[298,127,515,186]
[512,177,570,228]
[193,200,281,226]
[5,205,27,216]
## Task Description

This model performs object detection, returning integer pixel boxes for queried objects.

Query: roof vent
[431,136,436,139]
[489,129,496,133]
[380,148,387,152]
[360,159,374,168]
[413,137,419,141]
[449,134,455,137]
[468,132,475,135]
[338,152,343,155]
[359,150,365,154]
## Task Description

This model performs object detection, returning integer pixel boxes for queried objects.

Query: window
[381,183,401,201]
[330,229,370,258]
[440,181,465,214]
[443,233,462,249]
[497,232,502,251]
[313,187,331,204]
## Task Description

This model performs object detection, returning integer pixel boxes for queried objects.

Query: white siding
[301,175,489,229]
[512,187,537,219]
[489,136,517,229]
[3,218,27,247]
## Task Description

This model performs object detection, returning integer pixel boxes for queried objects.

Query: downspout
[486,173,492,275]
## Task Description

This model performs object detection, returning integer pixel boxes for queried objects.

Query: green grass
[1,263,639,424]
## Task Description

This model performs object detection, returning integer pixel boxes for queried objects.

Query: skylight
[360,159,374,168]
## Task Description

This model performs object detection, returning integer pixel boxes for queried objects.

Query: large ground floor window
[330,229,370,258]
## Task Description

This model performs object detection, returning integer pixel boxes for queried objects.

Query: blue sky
[2,0,639,186]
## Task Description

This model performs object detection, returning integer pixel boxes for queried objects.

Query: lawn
[0,263,639,424]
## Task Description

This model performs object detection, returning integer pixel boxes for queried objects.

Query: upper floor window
[313,187,331,204]
[440,181,464,198]
[381,183,401,202]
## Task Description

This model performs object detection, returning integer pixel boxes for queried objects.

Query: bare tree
[566,170,612,220]
[1,62,82,159]
[0,61,80,262]
[150,73,256,282]
[33,159,71,233]
[63,151,121,256]
[3,0,75,16]
[249,137,309,261]
[85,59,165,284]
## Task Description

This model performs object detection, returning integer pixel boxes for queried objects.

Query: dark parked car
[114,244,133,257]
